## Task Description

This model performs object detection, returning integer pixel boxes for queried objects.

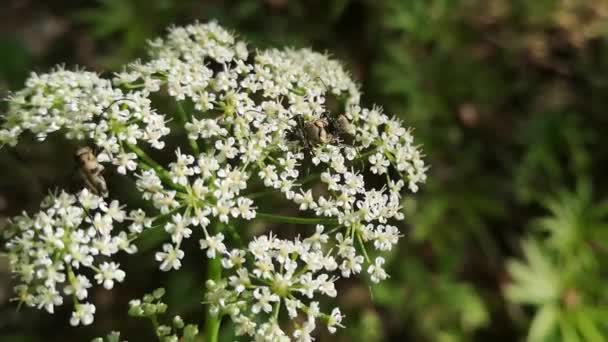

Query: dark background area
[1,0,608,341]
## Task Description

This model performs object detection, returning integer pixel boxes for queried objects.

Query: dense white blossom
[2,21,427,338]
[4,190,143,324]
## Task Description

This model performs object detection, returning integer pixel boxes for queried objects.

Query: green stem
[66,265,82,310]
[131,206,186,251]
[356,231,371,263]
[225,223,245,248]
[356,146,380,161]
[272,300,281,321]
[299,173,321,185]
[176,101,200,155]
[203,225,223,342]
[246,189,278,199]
[150,315,161,340]
[256,212,338,225]
[125,143,184,191]
[125,143,164,171]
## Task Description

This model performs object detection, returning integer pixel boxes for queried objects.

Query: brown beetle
[75,146,108,197]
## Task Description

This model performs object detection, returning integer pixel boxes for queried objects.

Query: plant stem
[356,231,371,263]
[272,300,281,321]
[357,148,378,160]
[256,212,338,225]
[176,101,200,155]
[203,224,223,342]
[125,142,185,191]
[125,143,165,172]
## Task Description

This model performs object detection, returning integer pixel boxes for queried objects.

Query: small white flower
[215,137,238,160]
[284,298,302,319]
[340,254,364,278]
[229,268,251,294]
[369,153,390,175]
[314,274,337,297]
[36,287,63,313]
[100,200,126,222]
[200,233,227,259]
[222,249,246,269]
[170,148,197,186]
[64,275,92,300]
[94,262,126,289]
[164,213,192,244]
[304,225,329,250]
[327,307,344,333]
[251,287,279,314]
[294,189,317,210]
[367,257,388,283]
[114,152,138,174]
[293,319,315,342]
[128,209,152,233]
[70,303,96,326]
[234,314,257,336]
[212,199,233,223]
[78,189,101,210]
[90,213,113,235]
[231,197,256,220]
[373,225,401,251]
[155,243,185,271]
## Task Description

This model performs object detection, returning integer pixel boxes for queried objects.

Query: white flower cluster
[4,190,148,326]
[0,68,169,152]
[204,231,345,341]
[1,21,427,338]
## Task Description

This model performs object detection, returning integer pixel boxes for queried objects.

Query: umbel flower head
[1,22,427,339]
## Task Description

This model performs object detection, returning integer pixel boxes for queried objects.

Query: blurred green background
[1,0,608,341]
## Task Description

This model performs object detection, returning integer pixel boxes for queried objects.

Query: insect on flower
[291,112,354,150]
[75,146,108,197]
[327,112,354,138]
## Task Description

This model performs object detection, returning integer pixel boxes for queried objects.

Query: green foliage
[0,38,32,91]
[360,0,608,341]
[506,184,608,341]
[74,0,179,65]
[373,256,489,341]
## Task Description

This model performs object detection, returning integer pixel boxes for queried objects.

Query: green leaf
[505,240,561,305]
[559,317,581,342]
[575,311,605,342]
[528,304,558,342]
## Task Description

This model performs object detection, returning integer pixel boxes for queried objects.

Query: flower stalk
[256,212,338,225]
[203,224,223,342]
